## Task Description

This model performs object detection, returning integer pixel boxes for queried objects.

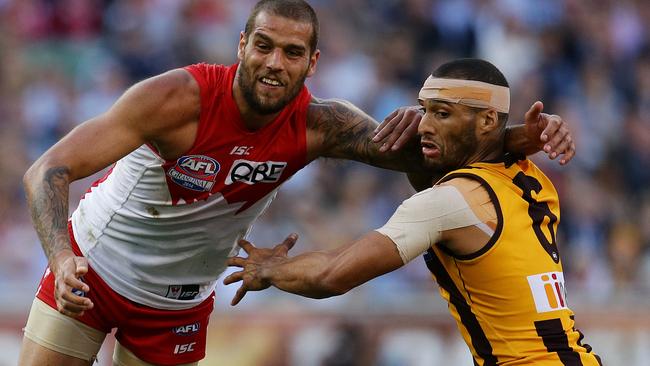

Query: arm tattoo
[26,166,72,264]
[307,98,425,172]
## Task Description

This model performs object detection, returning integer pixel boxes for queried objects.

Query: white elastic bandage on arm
[376,185,484,264]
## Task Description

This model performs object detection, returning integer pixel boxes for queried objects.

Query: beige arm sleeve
[375,185,483,264]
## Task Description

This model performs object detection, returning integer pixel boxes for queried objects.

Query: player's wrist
[258,265,274,285]
[51,248,75,273]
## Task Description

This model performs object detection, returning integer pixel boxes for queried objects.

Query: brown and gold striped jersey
[426,159,602,365]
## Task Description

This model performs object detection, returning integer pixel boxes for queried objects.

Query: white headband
[418,76,510,113]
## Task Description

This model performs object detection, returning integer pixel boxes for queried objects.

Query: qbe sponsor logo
[527,271,568,313]
[174,342,196,354]
[225,159,287,185]
[167,155,220,192]
[173,322,201,336]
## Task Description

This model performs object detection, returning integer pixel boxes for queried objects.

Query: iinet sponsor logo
[527,271,568,313]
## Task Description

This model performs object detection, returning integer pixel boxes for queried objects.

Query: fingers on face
[381,109,400,125]
[374,111,404,143]
[380,111,420,152]
[392,117,421,151]
[378,109,399,126]
[385,117,413,150]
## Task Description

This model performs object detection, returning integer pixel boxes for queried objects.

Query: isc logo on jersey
[225,159,287,185]
[527,271,568,313]
[167,155,220,192]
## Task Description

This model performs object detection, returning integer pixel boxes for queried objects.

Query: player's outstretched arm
[305,97,427,173]
[224,232,404,305]
[23,69,200,317]
[307,98,575,193]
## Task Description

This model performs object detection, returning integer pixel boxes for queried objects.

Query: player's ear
[237,31,247,61]
[478,109,499,134]
[306,49,320,78]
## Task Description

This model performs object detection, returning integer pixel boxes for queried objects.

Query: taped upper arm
[440,177,497,228]
[375,183,490,263]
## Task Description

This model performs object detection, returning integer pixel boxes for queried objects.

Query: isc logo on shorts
[174,342,196,354]
[165,284,200,300]
[173,322,201,336]
[225,159,287,185]
[527,271,568,313]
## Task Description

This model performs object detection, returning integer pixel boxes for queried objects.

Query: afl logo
[167,155,220,192]
[172,322,201,336]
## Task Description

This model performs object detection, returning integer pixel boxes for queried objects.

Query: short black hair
[245,0,319,54]
[433,58,509,125]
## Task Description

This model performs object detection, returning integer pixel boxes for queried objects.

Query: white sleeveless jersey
[70,63,312,309]
[71,146,277,309]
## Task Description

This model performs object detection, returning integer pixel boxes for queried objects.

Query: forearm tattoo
[26,166,71,263]
[308,99,425,172]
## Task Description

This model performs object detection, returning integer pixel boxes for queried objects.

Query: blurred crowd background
[1,0,649,365]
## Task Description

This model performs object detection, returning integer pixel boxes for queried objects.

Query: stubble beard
[425,125,478,173]
[237,63,308,115]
